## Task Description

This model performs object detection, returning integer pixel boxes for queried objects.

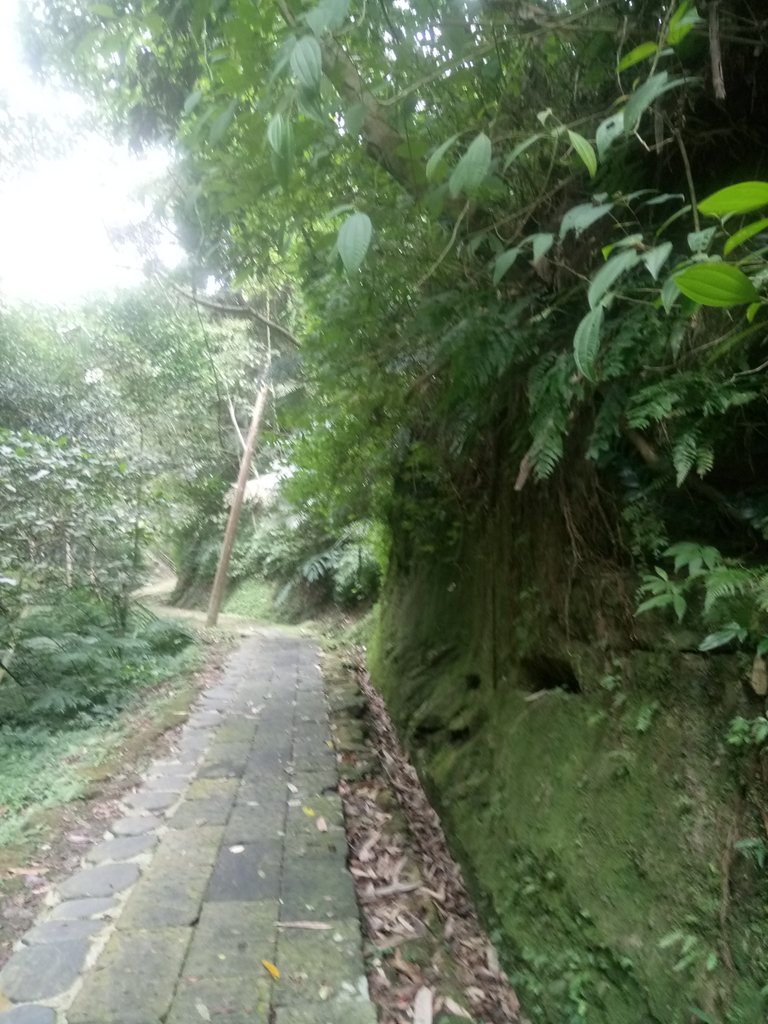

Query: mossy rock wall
[369,491,767,1024]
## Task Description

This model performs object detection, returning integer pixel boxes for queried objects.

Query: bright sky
[0,0,181,304]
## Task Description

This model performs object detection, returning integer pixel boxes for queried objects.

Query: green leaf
[747,301,763,323]
[675,264,759,307]
[660,275,681,312]
[337,212,372,272]
[723,217,768,255]
[573,306,604,382]
[183,89,203,115]
[209,98,237,144]
[305,0,349,35]
[686,227,716,253]
[504,133,544,170]
[449,132,492,198]
[699,623,747,652]
[643,242,673,280]
[560,202,614,237]
[89,2,116,16]
[290,35,323,90]
[668,0,702,45]
[623,72,689,134]
[698,182,768,218]
[567,130,597,178]
[426,134,459,182]
[493,248,521,284]
[530,233,554,264]
[595,113,624,160]
[266,113,286,154]
[618,41,659,72]
[588,250,640,308]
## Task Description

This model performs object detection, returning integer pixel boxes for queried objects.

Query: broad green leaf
[305,0,349,35]
[675,264,759,307]
[209,98,237,143]
[723,217,768,256]
[667,0,702,45]
[183,89,202,115]
[560,202,614,237]
[595,113,624,160]
[687,227,716,253]
[746,301,763,323]
[618,41,658,72]
[661,275,681,312]
[643,242,673,280]
[449,132,492,198]
[698,182,768,218]
[567,130,597,178]
[503,133,544,170]
[573,306,604,382]
[623,72,688,134]
[643,192,686,207]
[493,248,521,284]
[530,233,554,263]
[266,113,286,154]
[588,250,640,308]
[603,233,643,258]
[337,212,372,272]
[290,35,323,90]
[426,134,459,182]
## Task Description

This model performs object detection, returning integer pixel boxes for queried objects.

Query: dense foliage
[14,0,768,1019]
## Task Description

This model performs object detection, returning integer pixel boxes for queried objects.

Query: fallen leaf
[194,999,211,1021]
[261,959,281,980]
[443,996,472,1019]
[6,867,49,877]
[302,806,317,817]
[486,942,500,975]
[228,845,245,854]
[287,783,299,794]
[318,984,332,1000]
[316,817,328,833]
[413,986,433,1024]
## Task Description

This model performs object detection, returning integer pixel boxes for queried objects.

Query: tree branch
[167,280,301,348]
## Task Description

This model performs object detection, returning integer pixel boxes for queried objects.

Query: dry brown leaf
[316,817,328,833]
[443,996,473,1019]
[358,829,381,862]
[6,867,49,877]
[413,986,433,1024]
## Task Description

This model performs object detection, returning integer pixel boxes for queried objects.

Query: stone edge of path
[0,650,240,1021]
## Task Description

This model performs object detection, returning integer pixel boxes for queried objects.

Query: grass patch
[0,641,202,848]
[224,578,278,619]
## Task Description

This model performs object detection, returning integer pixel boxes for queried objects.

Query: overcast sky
[0,0,180,304]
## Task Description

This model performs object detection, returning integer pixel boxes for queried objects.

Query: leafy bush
[0,591,194,728]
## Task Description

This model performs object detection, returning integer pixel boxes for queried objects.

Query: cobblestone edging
[0,629,377,1024]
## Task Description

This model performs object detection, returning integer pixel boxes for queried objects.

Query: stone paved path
[0,630,377,1024]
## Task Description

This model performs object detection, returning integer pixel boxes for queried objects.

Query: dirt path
[0,628,376,1023]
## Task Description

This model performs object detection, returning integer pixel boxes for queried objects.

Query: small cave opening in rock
[520,654,581,694]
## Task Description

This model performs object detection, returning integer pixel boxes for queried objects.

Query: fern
[703,566,754,613]
[672,431,699,487]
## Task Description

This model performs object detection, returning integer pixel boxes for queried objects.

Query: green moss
[370,559,768,1024]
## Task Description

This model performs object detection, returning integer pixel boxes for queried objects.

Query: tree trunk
[205,379,269,627]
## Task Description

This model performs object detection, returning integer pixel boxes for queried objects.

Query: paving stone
[286,794,344,834]
[206,841,282,902]
[110,814,162,836]
[166,975,271,1024]
[67,927,191,1024]
[49,897,117,921]
[273,920,368,1007]
[290,770,339,799]
[213,718,259,743]
[0,940,89,1001]
[168,778,238,829]
[123,789,177,812]
[186,710,223,728]
[274,1005,377,1024]
[23,918,106,945]
[0,1006,57,1024]
[85,834,157,864]
[224,802,285,844]
[142,772,190,792]
[58,863,140,900]
[280,856,359,921]
[117,828,223,929]
[182,901,278,975]
[196,742,252,779]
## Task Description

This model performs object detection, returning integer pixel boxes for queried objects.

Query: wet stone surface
[0,630,375,1024]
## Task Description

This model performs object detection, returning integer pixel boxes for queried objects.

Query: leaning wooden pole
[205,379,269,627]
